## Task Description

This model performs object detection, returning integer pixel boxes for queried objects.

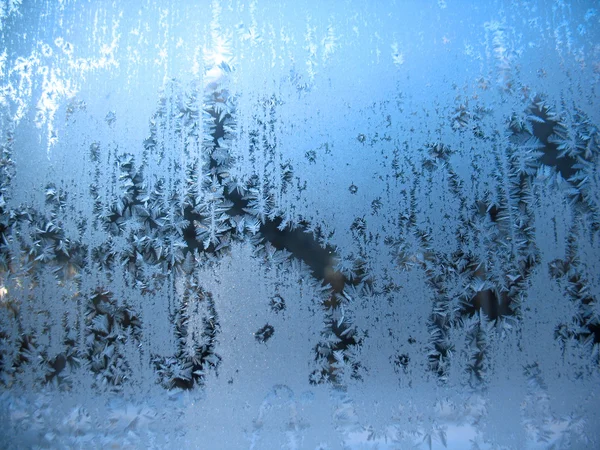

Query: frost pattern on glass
[1,0,599,448]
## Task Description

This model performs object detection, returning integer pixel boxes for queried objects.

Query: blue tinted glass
[1,1,599,448]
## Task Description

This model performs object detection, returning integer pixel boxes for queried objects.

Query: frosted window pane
[1,1,599,448]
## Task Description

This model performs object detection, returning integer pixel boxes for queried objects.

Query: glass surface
[1,0,599,448]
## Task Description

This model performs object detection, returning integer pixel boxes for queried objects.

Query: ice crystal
[0,0,599,448]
